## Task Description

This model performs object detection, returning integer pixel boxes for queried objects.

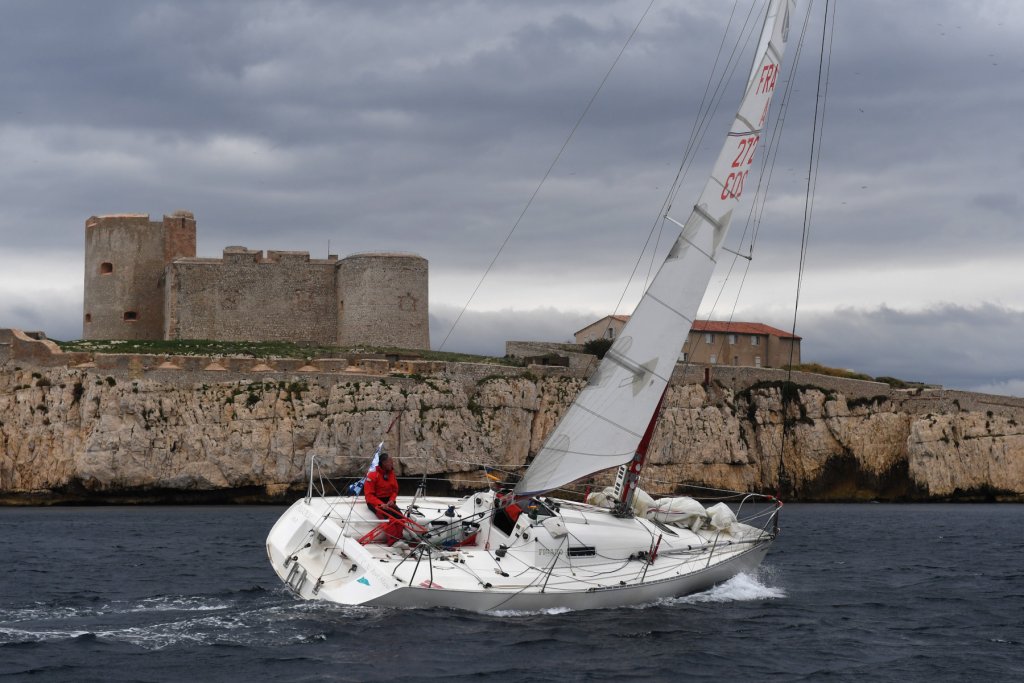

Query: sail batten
[515,0,796,497]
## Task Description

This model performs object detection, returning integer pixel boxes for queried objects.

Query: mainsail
[515,0,795,496]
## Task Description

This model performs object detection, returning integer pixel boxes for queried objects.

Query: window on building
[709,354,717,364]
[751,335,760,346]
[733,356,739,365]
[606,327,615,339]
[84,313,91,323]
[728,334,737,345]
[100,262,113,275]
[705,333,714,344]
[123,311,138,321]
[755,356,761,368]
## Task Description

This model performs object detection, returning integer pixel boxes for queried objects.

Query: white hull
[266,491,776,612]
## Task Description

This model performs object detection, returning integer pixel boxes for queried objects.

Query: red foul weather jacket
[364,468,399,508]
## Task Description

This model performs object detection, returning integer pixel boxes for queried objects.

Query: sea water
[0,504,1020,681]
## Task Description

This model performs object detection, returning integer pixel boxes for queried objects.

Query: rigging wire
[779,0,837,496]
[701,0,818,369]
[626,0,764,308]
[641,0,826,501]
[620,0,796,441]
[438,1,657,351]
[636,0,750,291]
[622,0,769,379]
[631,0,819,498]
[591,2,768,463]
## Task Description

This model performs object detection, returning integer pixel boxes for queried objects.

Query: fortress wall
[337,253,429,350]
[165,248,339,344]
[83,215,169,340]
[504,341,598,375]
[690,365,892,399]
[505,341,585,356]
[82,210,430,350]
[161,210,197,265]
[0,329,64,367]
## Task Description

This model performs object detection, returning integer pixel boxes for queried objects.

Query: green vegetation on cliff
[55,338,521,366]
[784,363,924,389]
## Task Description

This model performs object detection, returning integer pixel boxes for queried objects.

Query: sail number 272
[721,134,759,200]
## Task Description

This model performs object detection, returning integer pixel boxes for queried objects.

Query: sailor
[363,453,405,544]
[489,475,523,534]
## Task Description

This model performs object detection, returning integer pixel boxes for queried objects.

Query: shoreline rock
[2,337,1023,504]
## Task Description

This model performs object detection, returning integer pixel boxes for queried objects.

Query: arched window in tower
[85,313,92,323]
[100,262,113,275]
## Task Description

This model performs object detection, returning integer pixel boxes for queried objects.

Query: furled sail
[515,0,796,496]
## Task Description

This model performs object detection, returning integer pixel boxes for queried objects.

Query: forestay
[516,0,796,496]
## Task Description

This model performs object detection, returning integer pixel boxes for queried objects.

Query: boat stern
[266,498,404,606]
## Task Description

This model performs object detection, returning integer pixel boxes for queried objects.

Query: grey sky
[1,1,1022,396]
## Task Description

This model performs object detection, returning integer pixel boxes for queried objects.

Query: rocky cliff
[2,351,1022,503]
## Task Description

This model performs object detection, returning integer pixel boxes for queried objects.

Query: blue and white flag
[347,441,384,496]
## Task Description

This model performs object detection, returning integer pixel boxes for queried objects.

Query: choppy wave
[3,505,1021,681]
[1,573,782,647]
[2,592,282,649]
[669,570,786,604]
[0,588,390,652]
[1,595,240,625]
[485,606,574,618]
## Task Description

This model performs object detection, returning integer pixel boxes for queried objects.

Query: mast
[611,391,666,513]
[515,0,795,498]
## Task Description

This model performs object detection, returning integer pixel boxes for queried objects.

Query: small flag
[347,412,402,496]
[347,442,383,496]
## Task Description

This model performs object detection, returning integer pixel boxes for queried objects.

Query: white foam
[0,596,319,650]
[0,626,93,642]
[669,572,786,605]
[486,606,574,618]
[125,596,232,613]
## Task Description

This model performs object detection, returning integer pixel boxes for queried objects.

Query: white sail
[516,0,795,496]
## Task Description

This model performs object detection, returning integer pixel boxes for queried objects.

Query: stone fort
[82,211,429,349]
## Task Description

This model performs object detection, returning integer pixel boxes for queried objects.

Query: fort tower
[83,211,196,340]
[337,253,429,349]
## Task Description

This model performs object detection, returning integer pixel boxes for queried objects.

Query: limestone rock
[1,363,1022,502]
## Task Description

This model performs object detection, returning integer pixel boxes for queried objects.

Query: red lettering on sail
[731,139,748,168]
[756,64,779,94]
[720,170,749,200]
[745,135,759,165]
[730,135,760,168]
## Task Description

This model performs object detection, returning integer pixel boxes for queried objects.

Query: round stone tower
[83,211,196,340]
[337,253,429,350]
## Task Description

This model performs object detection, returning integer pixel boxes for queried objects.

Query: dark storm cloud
[2,1,1023,394]
[798,304,1024,394]
[970,192,1021,217]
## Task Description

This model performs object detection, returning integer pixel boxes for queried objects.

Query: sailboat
[267,0,796,611]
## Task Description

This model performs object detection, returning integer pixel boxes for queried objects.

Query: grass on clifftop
[55,338,522,366]
[784,363,923,388]
[51,340,923,385]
